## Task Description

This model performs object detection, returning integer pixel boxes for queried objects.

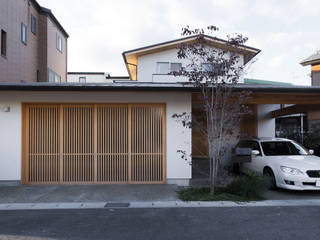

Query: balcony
[151,74,188,83]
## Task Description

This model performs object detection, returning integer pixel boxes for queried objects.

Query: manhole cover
[104,202,130,208]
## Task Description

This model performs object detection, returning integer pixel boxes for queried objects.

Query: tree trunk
[209,147,216,195]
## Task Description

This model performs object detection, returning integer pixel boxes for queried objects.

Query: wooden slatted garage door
[22,103,166,184]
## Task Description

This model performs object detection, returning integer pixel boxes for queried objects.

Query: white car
[236,138,320,190]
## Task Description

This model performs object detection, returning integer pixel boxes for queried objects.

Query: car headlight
[280,166,304,175]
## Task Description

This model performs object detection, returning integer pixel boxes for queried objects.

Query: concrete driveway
[0,184,180,203]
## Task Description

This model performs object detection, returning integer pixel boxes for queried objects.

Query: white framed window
[79,77,86,83]
[156,62,170,74]
[31,14,36,35]
[56,34,63,52]
[156,62,182,74]
[21,23,27,45]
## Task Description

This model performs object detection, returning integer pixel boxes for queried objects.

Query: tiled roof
[300,50,320,66]
[244,78,292,86]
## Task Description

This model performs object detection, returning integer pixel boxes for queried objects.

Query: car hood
[267,155,320,171]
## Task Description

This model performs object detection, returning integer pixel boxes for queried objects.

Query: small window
[170,63,182,72]
[36,70,39,82]
[156,62,170,74]
[1,30,7,57]
[79,77,86,83]
[31,15,36,35]
[21,23,27,44]
[56,34,62,52]
[201,63,213,72]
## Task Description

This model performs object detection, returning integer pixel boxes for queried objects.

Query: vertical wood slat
[23,103,166,184]
[128,105,132,183]
[94,104,98,183]
[59,105,63,182]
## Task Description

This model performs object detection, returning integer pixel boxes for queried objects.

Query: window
[31,14,36,35]
[170,63,182,72]
[156,62,182,74]
[21,23,27,44]
[202,62,226,75]
[157,62,169,74]
[36,70,39,82]
[201,63,213,72]
[56,34,62,52]
[1,30,6,57]
[261,141,309,156]
[48,68,61,83]
[79,77,86,83]
[237,140,262,156]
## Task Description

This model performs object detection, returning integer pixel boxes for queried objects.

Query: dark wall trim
[68,72,105,75]
[106,76,130,79]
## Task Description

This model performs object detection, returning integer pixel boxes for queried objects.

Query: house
[0,0,68,83]
[271,51,320,145]
[301,51,320,86]
[2,33,320,186]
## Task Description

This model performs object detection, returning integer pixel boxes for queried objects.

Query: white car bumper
[276,171,320,190]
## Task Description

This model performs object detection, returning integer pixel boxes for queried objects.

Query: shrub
[224,170,269,199]
[177,187,250,202]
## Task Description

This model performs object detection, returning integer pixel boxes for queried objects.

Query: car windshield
[261,141,309,156]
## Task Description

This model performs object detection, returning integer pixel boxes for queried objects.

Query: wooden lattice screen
[22,104,166,184]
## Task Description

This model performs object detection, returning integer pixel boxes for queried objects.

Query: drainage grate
[104,202,130,208]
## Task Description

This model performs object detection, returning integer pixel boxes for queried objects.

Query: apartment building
[0,0,68,83]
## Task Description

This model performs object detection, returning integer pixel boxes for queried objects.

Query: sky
[37,0,320,85]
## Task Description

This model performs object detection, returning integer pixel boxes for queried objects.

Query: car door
[241,140,264,174]
[247,141,264,174]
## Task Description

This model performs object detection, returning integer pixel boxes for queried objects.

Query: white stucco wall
[0,91,192,184]
[67,74,111,83]
[137,48,245,83]
[257,104,280,138]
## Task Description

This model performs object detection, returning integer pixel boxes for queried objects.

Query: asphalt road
[0,206,320,240]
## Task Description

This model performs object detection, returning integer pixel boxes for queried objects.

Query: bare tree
[172,26,252,194]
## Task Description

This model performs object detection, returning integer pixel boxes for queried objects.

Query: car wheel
[264,168,277,190]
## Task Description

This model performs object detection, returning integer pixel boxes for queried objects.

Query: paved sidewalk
[2,199,320,211]
[0,184,180,203]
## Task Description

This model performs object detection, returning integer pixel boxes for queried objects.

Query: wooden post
[128,104,132,183]
[22,104,29,184]
[94,104,98,183]
[59,105,63,183]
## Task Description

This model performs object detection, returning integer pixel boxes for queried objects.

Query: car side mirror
[309,149,314,155]
[251,150,260,156]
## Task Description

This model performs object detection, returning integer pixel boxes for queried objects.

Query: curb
[1,199,320,210]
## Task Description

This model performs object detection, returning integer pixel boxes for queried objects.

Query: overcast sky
[38,0,320,85]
